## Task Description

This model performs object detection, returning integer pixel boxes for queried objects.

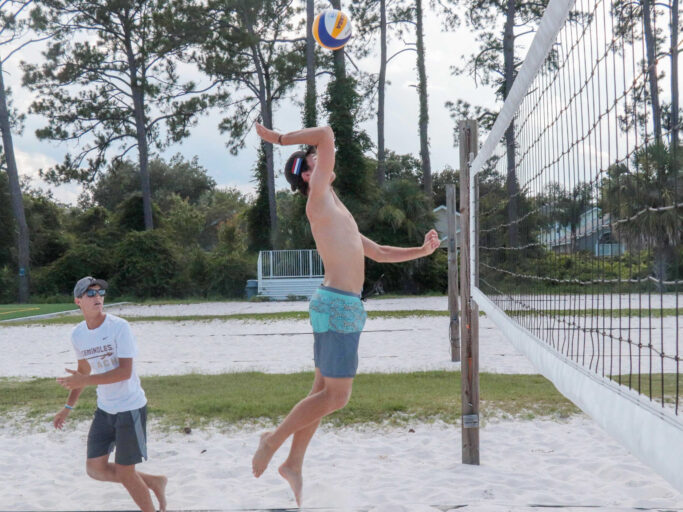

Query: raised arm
[360,230,441,263]
[254,122,335,196]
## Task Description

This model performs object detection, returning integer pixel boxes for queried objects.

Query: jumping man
[252,123,441,505]
[54,276,167,512]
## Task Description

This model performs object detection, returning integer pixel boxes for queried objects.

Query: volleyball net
[468,0,682,491]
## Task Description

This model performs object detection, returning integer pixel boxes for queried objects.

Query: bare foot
[252,431,276,478]
[279,463,303,507]
[150,475,167,512]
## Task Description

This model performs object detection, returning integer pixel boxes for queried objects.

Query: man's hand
[255,122,279,145]
[422,229,441,255]
[53,408,71,430]
[56,368,88,390]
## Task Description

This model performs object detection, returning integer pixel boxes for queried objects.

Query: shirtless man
[54,276,167,512]
[252,123,440,506]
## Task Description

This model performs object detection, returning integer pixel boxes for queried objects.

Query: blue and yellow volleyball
[313,9,352,50]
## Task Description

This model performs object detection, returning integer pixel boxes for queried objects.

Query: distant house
[540,206,624,257]
[432,205,461,249]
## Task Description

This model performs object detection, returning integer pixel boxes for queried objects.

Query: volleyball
[313,9,352,50]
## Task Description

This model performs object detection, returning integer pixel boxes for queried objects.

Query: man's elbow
[321,126,334,140]
[372,247,389,263]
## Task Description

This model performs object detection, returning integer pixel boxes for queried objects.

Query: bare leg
[252,374,352,478]
[278,369,325,506]
[87,456,168,512]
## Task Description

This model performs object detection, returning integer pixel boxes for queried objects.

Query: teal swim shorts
[309,285,367,378]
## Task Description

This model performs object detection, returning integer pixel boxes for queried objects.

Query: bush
[112,230,180,298]
[0,266,17,303]
[31,243,115,297]
[208,251,256,298]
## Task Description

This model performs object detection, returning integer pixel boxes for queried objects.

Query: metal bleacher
[257,249,323,300]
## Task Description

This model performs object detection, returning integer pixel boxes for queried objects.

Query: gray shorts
[87,405,148,466]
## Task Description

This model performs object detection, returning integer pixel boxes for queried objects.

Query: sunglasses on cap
[82,289,106,298]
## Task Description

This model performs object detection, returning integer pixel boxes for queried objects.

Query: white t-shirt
[71,314,147,414]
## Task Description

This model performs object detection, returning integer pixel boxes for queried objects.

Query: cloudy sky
[3,4,500,205]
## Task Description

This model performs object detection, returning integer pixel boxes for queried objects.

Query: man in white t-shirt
[54,276,167,512]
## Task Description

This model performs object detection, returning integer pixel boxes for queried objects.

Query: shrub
[208,251,256,298]
[112,231,180,298]
[31,243,115,297]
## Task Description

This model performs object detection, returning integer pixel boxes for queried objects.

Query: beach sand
[1,297,681,510]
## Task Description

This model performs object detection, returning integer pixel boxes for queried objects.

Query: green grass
[0,303,78,321]
[507,308,679,318]
[3,309,452,326]
[609,373,683,406]
[5,305,680,327]
[0,371,579,430]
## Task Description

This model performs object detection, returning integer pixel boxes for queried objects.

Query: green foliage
[274,190,313,250]
[431,167,459,208]
[208,250,256,298]
[196,187,250,250]
[324,72,373,211]
[112,231,181,298]
[247,145,272,252]
[24,192,69,268]
[363,177,440,293]
[113,193,163,233]
[23,0,211,184]
[0,172,14,267]
[599,143,682,285]
[31,242,115,297]
[89,156,216,212]
[0,266,17,303]
[162,194,205,246]
[194,0,306,154]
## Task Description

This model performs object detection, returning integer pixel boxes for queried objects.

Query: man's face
[74,285,105,315]
[301,153,317,183]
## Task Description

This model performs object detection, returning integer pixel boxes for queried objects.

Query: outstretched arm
[361,229,441,263]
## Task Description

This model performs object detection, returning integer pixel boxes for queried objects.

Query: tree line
[1,0,680,302]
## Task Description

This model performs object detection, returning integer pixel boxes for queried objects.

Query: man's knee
[86,459,106,481]
[325,388,351,411]
[114,463,137,483]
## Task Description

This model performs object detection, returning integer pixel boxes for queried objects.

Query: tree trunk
[0,60,30,302]
[653,242,673,291]
[416,0,431,199]
[504,0,518,247]
[670,0,679,150]
[304,0,317,128]
[329,0,346,77]
[262,103,278,249]
[377,0,387,185]
[642,0,662,143]
[240,1,278,247]
[124,28,154,230]
[131,86,154,230]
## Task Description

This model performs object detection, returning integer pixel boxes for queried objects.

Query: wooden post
[447,184,460,362]
[459,120,479,465]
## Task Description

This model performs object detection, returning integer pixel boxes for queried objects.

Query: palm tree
[600,143,682,288]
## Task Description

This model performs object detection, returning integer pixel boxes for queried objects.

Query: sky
[3,4,499,206]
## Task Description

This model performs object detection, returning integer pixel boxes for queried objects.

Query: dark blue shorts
[87,405,148,466]
[309,286,367,378]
